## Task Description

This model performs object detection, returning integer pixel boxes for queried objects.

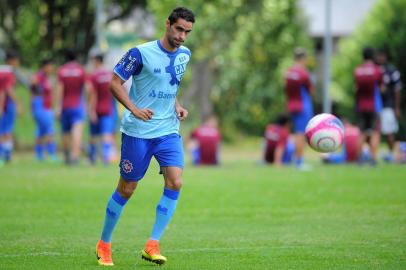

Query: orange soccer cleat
[96,240,114,266]
[141,239,167,265]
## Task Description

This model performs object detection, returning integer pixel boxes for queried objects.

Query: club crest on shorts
[121,159,133,173]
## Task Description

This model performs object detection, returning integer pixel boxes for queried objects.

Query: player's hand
[133,108,153,121]
[176,106,188,121]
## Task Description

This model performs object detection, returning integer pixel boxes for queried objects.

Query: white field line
[0,245,301,258]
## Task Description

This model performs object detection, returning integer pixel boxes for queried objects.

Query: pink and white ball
[305,113,344,153]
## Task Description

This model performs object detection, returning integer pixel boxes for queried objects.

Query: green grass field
[1,147,406,269]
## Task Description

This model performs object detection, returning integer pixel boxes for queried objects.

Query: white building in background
[298,0,378,107]
[299,0,378,38]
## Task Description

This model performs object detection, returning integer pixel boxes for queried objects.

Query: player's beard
[167,36,181,48]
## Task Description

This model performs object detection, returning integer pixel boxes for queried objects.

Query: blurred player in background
[87,53,114,165]
[30,58,58,162]
[322,119,361,164]
[394,141,406,163]
[96,7,195,266]
[284,48,314,169]
[56,49,87,165]
[0,51,21,164]
[375,48,402,162]
[354,47,383,165]
[263,114,294,165]
[189,115,221,165]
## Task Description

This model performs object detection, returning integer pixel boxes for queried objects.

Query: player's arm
[87,81,98,123]
[6,85,22,115]
[393,70,402,118]
[175,98,188,121]
[55,80,63,118]
[110,74,152,121]
[0,90,5,117]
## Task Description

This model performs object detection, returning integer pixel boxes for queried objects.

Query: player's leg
[100,115,114,165]
[2,101,16,162]
[368,113,380,165]
[70,121,84,163]
[97,133,152,266]
[0,122,4,166]
[142,167,182,265]
[97,176,137,266]
[142,134,184,265]
[291,112,308,168]
[88,120,99,164]
[60,109,72,164]
[43,110,57,161]
[32,98,45,161]
[69,107,85,164]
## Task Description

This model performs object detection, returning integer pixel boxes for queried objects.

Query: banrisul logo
[166,52,190,86]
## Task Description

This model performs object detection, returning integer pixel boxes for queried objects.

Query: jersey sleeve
[113,48,143,81]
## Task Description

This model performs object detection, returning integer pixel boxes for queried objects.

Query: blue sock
[100,191,128,243]
[3,141,13,162]
[35,143,45,161]
[295,156,304,167]
[88,143,97,164]
[0,143,4,161]
[102,142,112,164]
[46,141,57,156]
[150,188,180,241]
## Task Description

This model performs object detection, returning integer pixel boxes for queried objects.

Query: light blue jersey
[114,40,191,139]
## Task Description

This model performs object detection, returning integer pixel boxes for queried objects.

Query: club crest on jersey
[121,159,133,173]
[165,52,190,86]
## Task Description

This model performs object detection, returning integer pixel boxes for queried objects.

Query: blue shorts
[90,114,114,136]
[60,106,85,133]
[291,103,313,133]
[291,88,313,134]
[120,132,184,182]
[32,97,55,137]
[0,101,16,135]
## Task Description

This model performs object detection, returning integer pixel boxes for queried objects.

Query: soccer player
[96,7,195,266]
[30,58,58,161]
[87,53,114,165]
[263,114,294,165]
[354,47,383,165]
[375,48,402,162]
[322,120,361,164]
[189,115,221,165]
[56,49,87,164]
[0,50,21,164]
[284,48,314,169]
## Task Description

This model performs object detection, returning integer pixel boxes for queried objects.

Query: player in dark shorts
[375,49,402,162]
[354,47,383,165]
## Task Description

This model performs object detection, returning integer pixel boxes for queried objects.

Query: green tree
[332,0,406,124]
[149,0,312,137]
[0,0,146,65]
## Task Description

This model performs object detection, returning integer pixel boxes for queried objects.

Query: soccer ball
[305,113,344,153]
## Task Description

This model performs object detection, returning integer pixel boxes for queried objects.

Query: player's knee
[166,178,183,191]
[117,183,137,199]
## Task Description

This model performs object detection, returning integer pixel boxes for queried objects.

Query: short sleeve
[113,48,143,81]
